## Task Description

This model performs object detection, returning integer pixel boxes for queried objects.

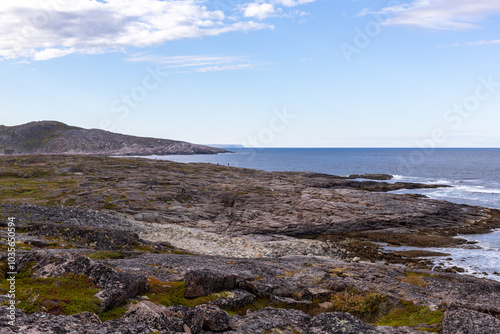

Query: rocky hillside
[0,121,227,155]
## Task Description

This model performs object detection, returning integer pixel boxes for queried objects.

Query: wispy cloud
[0,0,319,61]
[242,0,315,20]
[450,39,500,47]
[363,0,500,30]
[126,54,256,73]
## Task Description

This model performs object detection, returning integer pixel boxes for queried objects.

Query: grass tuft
[376,300,443,331]
[88,251,123,260]
[0,272,101,315]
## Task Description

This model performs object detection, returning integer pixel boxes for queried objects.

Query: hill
[0,121,227,155]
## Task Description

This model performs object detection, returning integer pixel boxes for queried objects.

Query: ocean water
[146,148,500,280]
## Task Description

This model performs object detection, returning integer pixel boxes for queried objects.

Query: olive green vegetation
[98,304,128,322]
[145,278,232,308]
[0,261,7,279]
[88,250,123,260]
[376,300,444,332]
[325,288,389,323]
[0,271,100,315]
[399,271,444,288]
[0,263,131,321]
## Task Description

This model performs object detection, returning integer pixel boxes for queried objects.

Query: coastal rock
[195,304,230,331]
[441,308,500,334]
[165,305,205,333]
[308,312,378,333]
[0,307,157,334]
[228,307,311,333]
[71,312,102,324]
[210,289,257,310]
[24,222,140,250]
[184,269,241,298]
[122,301,185,332]
[347,174,393,180]
[14,251,147,310]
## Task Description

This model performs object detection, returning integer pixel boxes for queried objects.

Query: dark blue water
[152,148,500,209]
[143,148,500,280]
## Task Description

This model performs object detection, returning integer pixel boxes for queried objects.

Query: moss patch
[145,278,232,308]
[0,272,101,315]
[98,304,128,322]
[376,300,443,331]
[325,288,389,323]
[88,251,123,260]
[398,275,428,288]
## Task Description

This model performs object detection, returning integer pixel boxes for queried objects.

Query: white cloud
[244,3,276,20]
[126,54,256,73]
[195,64,254,72]
[451,39,500,47]
[272,0,315,7]
[364,0,500,30]
[0,0,278,61]
[242,0,315,20]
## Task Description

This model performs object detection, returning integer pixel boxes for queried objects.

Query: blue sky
[1,0,500,147]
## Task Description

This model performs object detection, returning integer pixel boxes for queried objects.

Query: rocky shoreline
[1,155,500,333]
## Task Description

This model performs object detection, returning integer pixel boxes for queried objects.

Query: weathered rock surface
[441,308,500,334]
[122,301,185,332]
[0,156,489,239]
[11,251,147,310]
[1,155,500,333]
[210,289,256,310]
[185,270,241,298]
[0,307,159,334]
[196,304,230,331]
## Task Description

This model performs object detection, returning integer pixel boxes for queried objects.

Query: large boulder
[122,301,185,332]
[184,269,240,298]
[166,305,205,334]
[195,304,230,331]
[210,289,256,310]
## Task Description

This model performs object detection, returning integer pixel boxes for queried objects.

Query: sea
[144,148,500,281]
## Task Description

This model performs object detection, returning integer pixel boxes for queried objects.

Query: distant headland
[0,121,228,156]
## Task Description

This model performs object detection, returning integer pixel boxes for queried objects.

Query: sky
[1,0,500,148]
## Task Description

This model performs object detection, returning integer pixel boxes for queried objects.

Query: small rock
[196,304,230,331]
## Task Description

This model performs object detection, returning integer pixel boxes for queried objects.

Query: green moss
[0,261,7,279]
[376,300,443,330]
[0,272,101,315]
[145,279,232,308]
[98,304,128,321]
[88,251,123,260]
[325,289,389,323]
[406,271,440,279]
